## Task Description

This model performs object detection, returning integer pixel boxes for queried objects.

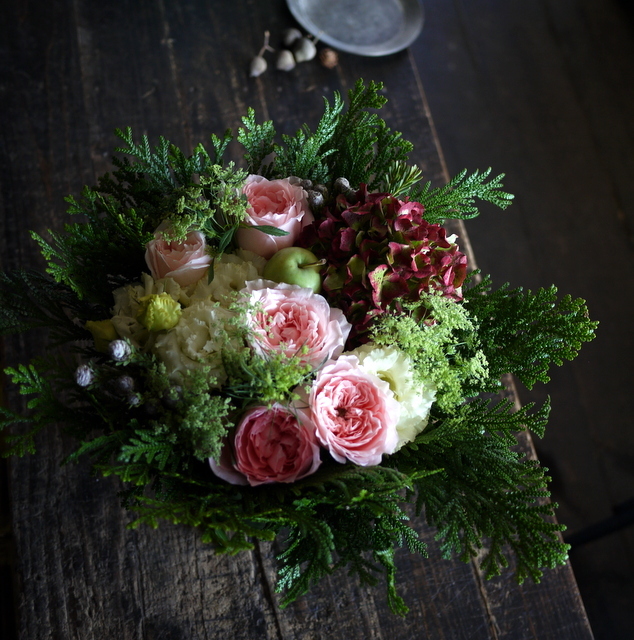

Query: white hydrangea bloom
[153,300,239,386]
[180,249,266,308]
[109,250,265,345]
[350,343,436,450]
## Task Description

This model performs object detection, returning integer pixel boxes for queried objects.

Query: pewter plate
[286,0,423,57]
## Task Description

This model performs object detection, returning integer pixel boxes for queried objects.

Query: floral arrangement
[0,81,597,614]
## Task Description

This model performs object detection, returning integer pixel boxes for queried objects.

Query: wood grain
[414,2,634,637]
[0,0,595,638]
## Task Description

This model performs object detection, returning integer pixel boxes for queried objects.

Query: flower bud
[136,293,181,332]
[85,319,119,353]
[75,364,94,387]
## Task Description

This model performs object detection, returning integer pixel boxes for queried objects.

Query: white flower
[153,300,240,386]
[349,343,436,450]
[183,250,266,308]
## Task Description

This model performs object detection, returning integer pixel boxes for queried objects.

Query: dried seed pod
[344,188,358,204]
[319,47,338,69]
[293,37,317,63]
[300,179,313,190]
[313,183,329,198]
[276,49,296,71]
[250,55,267,77]
[282,27,302,47]
[334,177,350,193]
[75,364,94,387]
[144,399,161,417]
[128,393,141,407]
[115,375,135,394]
[108,339,132,362]
[250,30,274,77]
[307,189,324,210]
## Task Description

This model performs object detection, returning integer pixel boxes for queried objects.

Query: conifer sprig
[464,275,598,390]
[412,168,515,224]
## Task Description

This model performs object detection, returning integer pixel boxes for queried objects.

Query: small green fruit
[263,247,325,293]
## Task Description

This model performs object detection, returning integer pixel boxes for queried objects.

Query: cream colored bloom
[182,249,266,308]
[153,300,239,386]
[349,343,436,450]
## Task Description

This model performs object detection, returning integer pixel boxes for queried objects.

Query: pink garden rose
[236,175,314,259]
[145,224,212,287]
[244,279,351,368]
[307,355,400,466]
[209,404,321,486]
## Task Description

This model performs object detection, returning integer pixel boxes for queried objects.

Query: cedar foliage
[0,80,597,614]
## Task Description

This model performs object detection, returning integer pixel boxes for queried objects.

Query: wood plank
[0,0,595,638]
[413,1,634,637]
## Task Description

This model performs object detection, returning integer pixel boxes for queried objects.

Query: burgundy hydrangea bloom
[298,185,467,340]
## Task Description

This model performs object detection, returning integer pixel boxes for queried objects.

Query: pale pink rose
[243,279,351,368]
[145,225,212,287]
[308,355,400,466]
[236,175,314,259]
[209,404,321,486]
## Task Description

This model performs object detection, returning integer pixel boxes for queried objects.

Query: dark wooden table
[0,1,595,638]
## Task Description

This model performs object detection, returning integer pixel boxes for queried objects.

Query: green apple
[263,247,325,293]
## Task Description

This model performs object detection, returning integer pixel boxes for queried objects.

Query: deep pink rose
[244,279,351,368]
[236,175,314,259]
[145,225,212,286]
[308,355,400,466]
[208,404,321,486]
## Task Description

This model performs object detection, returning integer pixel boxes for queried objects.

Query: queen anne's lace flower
[350,343,436,449]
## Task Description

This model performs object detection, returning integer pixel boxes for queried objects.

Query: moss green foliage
[0,80,598,615]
